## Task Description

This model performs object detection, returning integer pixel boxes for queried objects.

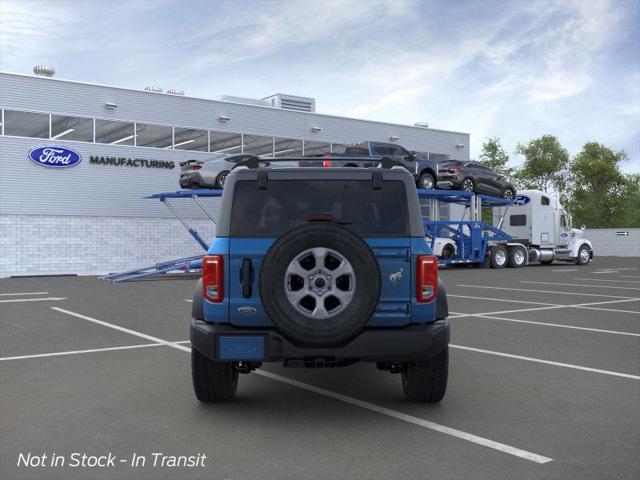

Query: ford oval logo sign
[514,195,530,206]
[28,146,82,168]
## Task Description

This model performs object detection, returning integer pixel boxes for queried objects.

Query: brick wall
[0,215,216,277]
[586,228,640,258]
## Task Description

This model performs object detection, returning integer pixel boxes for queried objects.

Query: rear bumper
[190,320,450,363]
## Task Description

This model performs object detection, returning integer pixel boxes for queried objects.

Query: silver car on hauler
[179,154,256,189]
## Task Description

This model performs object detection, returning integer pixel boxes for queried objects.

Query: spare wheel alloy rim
[284,247,356,319]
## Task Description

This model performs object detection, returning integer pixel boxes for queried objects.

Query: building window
[303,141,331,156]
[51,114,93,142]
[244,134,274,156]
[3,110,49,138]
[210,131,243,154]
[273,137,303,157]
[95,119,135,145]
[173,127,208,151]
[135,123,173,149]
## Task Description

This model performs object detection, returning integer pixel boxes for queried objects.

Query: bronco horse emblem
[389,268,403,286]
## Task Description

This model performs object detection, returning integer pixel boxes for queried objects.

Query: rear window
[440,160,462,167]
[230,180,409,237]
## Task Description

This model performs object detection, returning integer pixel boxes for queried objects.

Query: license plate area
[217,335,265,361]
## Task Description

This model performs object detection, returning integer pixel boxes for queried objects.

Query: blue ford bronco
[190,158,450,402]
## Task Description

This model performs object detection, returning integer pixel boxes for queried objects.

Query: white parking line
[455,284,638,299]
[552,269,578,272]
[0,297,67,303]
[448,294,558,307]
[521,281,640,291]
[449,312,640,337]
[449,298,640,318]
[0,291,49,296]
[185,299,193,303]
[573,278,640,284]
[49,307,552,464]
[450,345,640,380]
[0,341,191,362]
[620,275,640,279]
[256,369,553,464]
[51,307,191,352]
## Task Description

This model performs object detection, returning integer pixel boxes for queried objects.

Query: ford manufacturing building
[0,69,470,277]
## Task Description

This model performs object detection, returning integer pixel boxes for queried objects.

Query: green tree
[566,142,636,228]
[515,135,569,193]
[479,137,513,176]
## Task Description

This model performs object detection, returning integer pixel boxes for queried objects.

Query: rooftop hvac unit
[33,65,55,77]
[262,94,316,113]
[144,85,163,93]
[167,88,185,95]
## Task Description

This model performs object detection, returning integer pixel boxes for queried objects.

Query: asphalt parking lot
[1,257,639,480]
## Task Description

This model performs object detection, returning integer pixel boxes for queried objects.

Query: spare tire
[259,222,381,346]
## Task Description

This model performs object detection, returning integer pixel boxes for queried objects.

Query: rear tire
[402,347,448,402]
[461,177,475,192]
[489,245,508,269]
[441,243,455,259]
[507,246,526,268]
[215,170,229,189]
[191,348,238,403]
[503,187,515,201]
[418,172,435,190]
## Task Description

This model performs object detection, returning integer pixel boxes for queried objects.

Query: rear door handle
[241,259,252,298]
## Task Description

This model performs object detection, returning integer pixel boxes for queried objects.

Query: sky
[1,0,639,172]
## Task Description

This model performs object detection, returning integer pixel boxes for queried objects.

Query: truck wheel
[418,172,435,190]
[489,245,507,269]
[191,348,238,403]
[260,222,381,346]
[402,347,448,402]
[507,246,526,268]
[576,245,591,265]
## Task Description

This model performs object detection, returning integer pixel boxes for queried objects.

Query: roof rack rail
[233,155,407,170]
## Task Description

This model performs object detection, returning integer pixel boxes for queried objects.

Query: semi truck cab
[495,190,593,265]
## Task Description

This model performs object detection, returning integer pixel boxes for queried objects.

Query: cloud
[0,0,78,68]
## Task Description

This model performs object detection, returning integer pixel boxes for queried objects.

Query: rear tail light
[322,160,332,167]
[202,255,223,302]
[191,165,202,171]
[417,255,438,302]
[448,167,460,173]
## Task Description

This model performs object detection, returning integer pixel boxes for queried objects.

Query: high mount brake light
[417,255,438,302]
[202,255,224,302]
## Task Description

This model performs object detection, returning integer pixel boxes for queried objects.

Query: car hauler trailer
[420,189,593,268]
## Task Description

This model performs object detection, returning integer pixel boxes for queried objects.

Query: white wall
[586,228,640,258]
[0,215,216,276]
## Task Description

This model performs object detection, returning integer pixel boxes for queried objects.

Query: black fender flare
[192,278,204,320]
[436,278,448,320]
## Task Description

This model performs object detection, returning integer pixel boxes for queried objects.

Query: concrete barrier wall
[586,228,640,257]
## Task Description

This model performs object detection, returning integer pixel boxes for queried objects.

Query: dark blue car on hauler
[190,157,450,403]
